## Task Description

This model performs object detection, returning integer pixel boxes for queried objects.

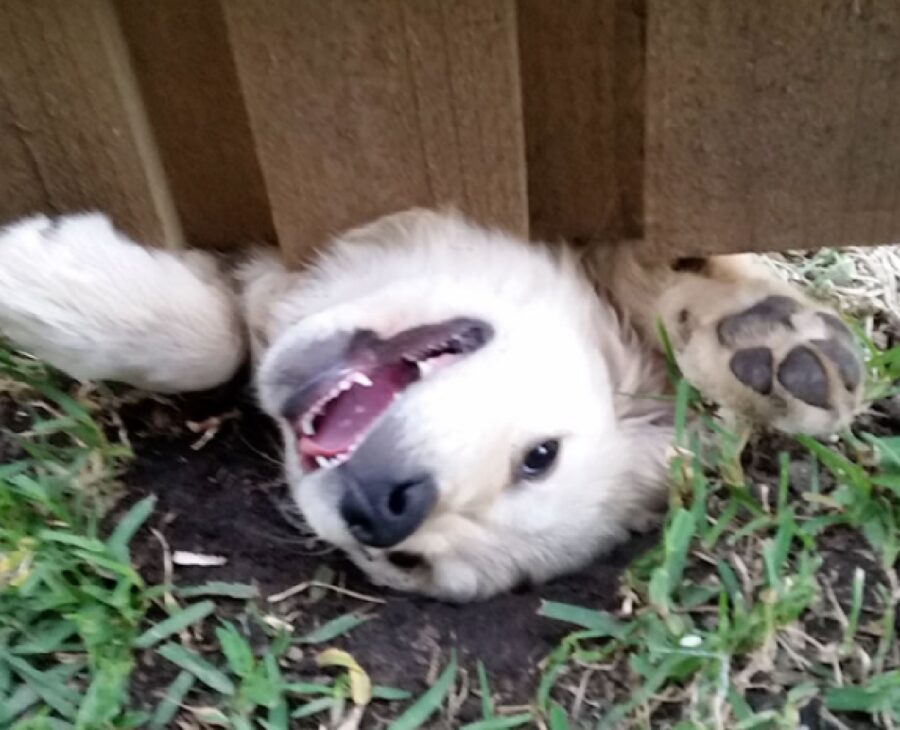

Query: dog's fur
[0,209,864,601]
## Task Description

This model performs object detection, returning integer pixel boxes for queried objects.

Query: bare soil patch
[114,377,654,718]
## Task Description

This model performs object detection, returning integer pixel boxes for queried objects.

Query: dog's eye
[519,439,560,480]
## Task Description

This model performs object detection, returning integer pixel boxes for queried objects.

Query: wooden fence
[2,0,900,263]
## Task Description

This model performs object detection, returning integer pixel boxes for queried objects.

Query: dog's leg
[0,213,246,392]
[595,246,864,435]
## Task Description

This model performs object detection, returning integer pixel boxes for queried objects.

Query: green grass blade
[283,682,334,696]
[537,602,625,637]
[105,496,156,562]
[36,530,106,553]
[290,696,335,719]
[297,613,371,644]
[596,654,688,729]
[824,671,900,713]
[796,435,869,493]
[266,698,289,730]
[156,643,235,695]
[388,652,457,730]
[0,651,80,719]
[214,622,255,678]
[176,582,259,600]
[12,622,78,655]
[134,601,216,650]
[461,713,533,729]
[149,671,196,730]
[75,657,131,729]
[476,660,493,719]
[71,550,142,581]
[229,713,253,730]
[662,509,695,592]
[548,702,570,730]
[673,379,693,445]
[1,683,40,725]
[372,686,413,701]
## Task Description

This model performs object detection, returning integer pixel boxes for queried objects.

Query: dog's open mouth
[287,318,493,471]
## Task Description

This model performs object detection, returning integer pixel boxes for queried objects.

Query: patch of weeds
[536,343,900,728]
[864,335,900,401]
[3,282,898,729]
[0,345,442,728]
[138,607,420,729]
[0,347,147,728]
[779,248,859,299]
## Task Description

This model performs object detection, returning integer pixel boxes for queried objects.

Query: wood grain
[643,0,900,256]
[518,0,645,244]
[0,0,180,245]
[116,0,275,248]
[222,0,527,263]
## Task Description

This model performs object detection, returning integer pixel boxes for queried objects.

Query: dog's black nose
[339,474,437,548]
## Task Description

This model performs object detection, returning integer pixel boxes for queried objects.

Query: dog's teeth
[351,372,373,387]
[416,360,433,377]
[301,413,316,435]
[313,447,357,471]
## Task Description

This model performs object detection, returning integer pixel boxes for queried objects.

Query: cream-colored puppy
[0,209,863,601]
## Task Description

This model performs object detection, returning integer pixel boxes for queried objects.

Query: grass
[531,326,900,728]
[1,244,898,728]
[0,348,423,729]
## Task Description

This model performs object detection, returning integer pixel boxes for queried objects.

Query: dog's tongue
[299,362,418,457]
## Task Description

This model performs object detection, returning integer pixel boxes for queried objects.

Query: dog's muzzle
[332,415,437,548]
[338,471,437,547]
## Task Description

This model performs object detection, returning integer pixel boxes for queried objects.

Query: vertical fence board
[222,0,526,263]
[115,0,275,248]
[518,0,644,244]
[0,0,180,245]
[643,1,900,257]
[0,85,49,218]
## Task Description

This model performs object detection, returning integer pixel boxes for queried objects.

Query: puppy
[0,209,863,601]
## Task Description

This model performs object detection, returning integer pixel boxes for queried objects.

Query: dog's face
[255,211,672,601]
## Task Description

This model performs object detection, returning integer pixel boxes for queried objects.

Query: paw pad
[720,296,862,433]
[729,347,773,395]
[811,336,862,391]
[777,345,830,409]
[674,289,865,435]
[717,295,799,346]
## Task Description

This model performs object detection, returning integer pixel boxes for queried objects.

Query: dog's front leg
[594,245,864,436]
[0,213,246,392]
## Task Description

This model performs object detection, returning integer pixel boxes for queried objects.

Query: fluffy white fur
[0,214,244,392]
[248,211,673,599]
[0,209,864,601]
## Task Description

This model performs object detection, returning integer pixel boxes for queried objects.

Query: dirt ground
[1,357,896,725]
[113,365,899,726]
[115,374,656,718]
[109,361,900,727]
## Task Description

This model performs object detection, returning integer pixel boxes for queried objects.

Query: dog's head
[253,210,673,601]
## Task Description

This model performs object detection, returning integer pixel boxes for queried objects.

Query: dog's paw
[660,278,864,435]
[0,212,245,392]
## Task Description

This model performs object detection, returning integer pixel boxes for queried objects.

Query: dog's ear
[339,206,464,248]
[234,248,302,361]
[236,208,464,360]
